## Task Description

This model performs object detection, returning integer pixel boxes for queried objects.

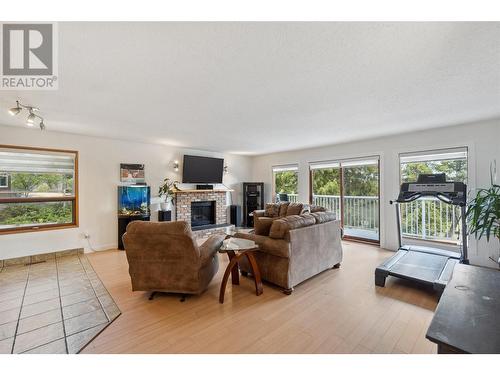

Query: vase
[166,198,173,211]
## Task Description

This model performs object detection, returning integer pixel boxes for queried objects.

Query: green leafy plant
[158,178,178,201]
[466,162,500,243]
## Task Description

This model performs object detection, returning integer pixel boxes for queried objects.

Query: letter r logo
[2,24,53,75]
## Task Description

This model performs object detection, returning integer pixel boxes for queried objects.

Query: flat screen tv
[182,155,224,183]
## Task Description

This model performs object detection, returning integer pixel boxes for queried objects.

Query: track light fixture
[173,160,179,172]
[7,100,46,130]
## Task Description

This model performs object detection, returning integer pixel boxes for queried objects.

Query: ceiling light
[26,111,36,125]
[8,100,46,130]
[8,103,21,116]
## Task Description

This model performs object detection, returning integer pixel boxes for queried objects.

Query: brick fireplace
[174,190,232,239]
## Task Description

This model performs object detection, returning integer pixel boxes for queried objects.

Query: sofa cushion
[311,211,337,224]
[234,232,291,258]
[264,203,280,218]
[310,205,326,213]
[269,214,316,239]
[254,216,276,236]
[286,202,304,216]
[278,202,290,216]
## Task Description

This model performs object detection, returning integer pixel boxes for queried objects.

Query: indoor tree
[466,162,500,265]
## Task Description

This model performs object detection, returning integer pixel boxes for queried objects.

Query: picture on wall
[120,163,145,184]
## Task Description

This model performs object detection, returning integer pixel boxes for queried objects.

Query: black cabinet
[158,210,172,222]
[243,182,264,227]
[118,215,150,250]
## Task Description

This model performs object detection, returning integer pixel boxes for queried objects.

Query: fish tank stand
[118,214,150,250]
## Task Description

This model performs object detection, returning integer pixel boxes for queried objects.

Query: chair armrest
[199,233,226,266]
[253,210,266,219]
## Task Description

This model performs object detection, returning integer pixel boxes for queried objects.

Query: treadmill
[375,173,469,294]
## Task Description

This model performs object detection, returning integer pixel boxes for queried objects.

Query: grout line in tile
[55,254,69,354]
[19,336,63,354]
[10,262,31,354]
[76,253,111,323]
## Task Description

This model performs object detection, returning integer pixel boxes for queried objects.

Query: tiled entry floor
[0,253,120,354]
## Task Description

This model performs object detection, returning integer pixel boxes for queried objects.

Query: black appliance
[243,182,264,227]
[230,204,242,227]
[182,155,224,183]
[196,184,214,190]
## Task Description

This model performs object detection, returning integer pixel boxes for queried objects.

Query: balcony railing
[286,194,460,242]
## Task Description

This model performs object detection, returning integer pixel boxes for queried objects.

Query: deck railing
[285,194,459,242]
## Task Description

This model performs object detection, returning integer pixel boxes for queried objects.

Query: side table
[218,237,263,304]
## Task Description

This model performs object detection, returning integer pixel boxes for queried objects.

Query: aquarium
[118,185,150,217]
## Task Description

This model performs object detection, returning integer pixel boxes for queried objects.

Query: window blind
[400,147,467,164]
[0,148,75,174]
[272,164,298,173]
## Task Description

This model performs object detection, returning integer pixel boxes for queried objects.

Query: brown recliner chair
[122,221,225,299]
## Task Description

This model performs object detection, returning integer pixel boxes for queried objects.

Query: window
[0,174,8,188]
[272,165,298,202]
[0,145,78,234]
[310,157,380,242]
[399,147,467,243]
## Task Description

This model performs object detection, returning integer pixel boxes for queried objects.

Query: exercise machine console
[375,173,468,293]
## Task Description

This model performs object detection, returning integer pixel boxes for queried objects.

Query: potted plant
[158,178,178,211]
[466,162,500,265]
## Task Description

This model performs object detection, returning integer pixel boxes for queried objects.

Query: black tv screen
[182,155,224,183]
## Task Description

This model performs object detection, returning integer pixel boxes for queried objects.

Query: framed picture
[120,163,145,184]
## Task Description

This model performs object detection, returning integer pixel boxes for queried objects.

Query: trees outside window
[310,158,380,242]
[272,165,298,202]
[0,146,78,234]
[399,148,467,242]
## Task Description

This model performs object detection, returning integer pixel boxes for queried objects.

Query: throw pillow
[264,203,280,218]
[286,202,304,216]
[278,202,290,216]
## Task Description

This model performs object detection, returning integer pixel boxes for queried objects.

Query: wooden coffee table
[218,237,263,304]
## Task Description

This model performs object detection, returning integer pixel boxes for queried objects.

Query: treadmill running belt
[390,251,448,284]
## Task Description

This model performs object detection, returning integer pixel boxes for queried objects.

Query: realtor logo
[1,23,58,90]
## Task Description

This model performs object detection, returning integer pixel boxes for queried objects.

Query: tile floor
[0,253,120,354]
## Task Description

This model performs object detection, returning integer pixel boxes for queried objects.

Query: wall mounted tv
[182,155,224,183]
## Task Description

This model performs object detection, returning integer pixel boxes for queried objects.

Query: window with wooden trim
[0,145,78,234]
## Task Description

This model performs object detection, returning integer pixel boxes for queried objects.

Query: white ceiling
[1,22,499,155]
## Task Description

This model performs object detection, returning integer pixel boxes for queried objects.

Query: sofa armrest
[199,234,226,266]
[253,210,266,219]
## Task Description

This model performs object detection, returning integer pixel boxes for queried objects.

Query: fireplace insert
[191,201,216,227]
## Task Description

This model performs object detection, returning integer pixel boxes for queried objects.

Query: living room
[0,1,499,372]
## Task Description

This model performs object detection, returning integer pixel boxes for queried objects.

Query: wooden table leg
[245,252,263,296]
[219,255,240,304]
[227,250,240,285]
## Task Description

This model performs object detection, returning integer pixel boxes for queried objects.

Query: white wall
[251,118,500,268]
[0,125,252,260]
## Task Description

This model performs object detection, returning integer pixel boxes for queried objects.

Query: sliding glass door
[310,157,380,242]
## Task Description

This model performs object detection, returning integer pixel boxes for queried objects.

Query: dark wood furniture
[118,215,150,250]
[218,238,263,304]
[158,210,171,222]
[242,182,264,227]
[426,264,500,353]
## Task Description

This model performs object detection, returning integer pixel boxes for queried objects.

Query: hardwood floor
[81,241,438,354]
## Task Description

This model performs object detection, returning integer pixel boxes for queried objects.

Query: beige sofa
[235,208,343,294]
[122,221,225,298]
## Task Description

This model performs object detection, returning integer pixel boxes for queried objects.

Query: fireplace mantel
[173,189,234,193]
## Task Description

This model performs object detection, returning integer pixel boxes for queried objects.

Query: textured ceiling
[0,22,499,154]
